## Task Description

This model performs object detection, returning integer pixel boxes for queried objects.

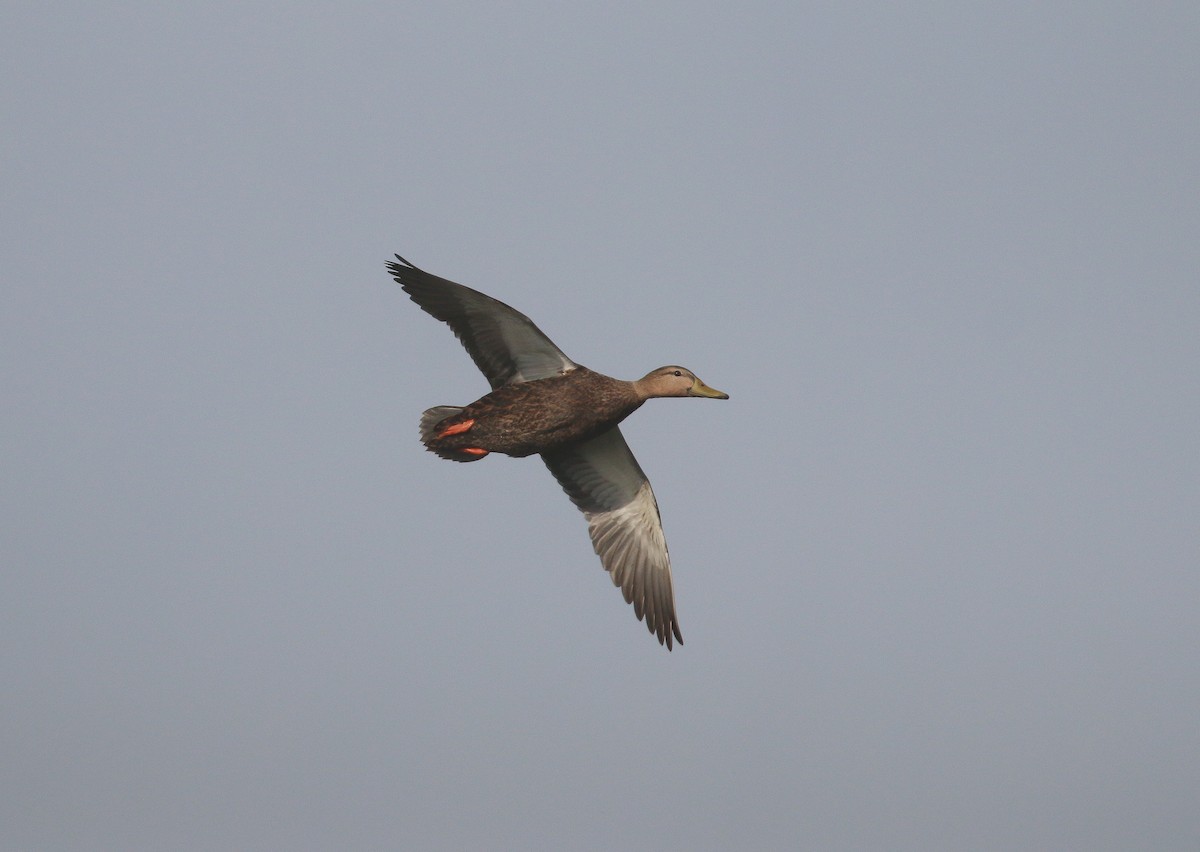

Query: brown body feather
[423,367,644,459]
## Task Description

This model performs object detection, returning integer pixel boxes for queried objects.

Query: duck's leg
[435,417,488,457]
[418,407,490,462]
[436,418,475,438]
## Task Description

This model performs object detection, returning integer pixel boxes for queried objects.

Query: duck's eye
[673,370,682,377]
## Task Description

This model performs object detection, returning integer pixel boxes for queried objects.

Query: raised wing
[387,255,578,388]
[542,427,683,649]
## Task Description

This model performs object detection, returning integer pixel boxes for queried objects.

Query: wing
[387,255,578,388]
[542,427,683,649]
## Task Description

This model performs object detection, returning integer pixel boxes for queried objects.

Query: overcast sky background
[3,3,1198,850]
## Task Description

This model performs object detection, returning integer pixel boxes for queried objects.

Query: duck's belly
[467,404,610,457]
[456,374,639,457]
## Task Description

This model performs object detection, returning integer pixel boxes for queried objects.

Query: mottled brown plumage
[422,367,644,460]
[387,254,728,650]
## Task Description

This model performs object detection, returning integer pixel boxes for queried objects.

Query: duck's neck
[631,373,679,401]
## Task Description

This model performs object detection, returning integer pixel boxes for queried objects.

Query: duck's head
[636,366,730,400]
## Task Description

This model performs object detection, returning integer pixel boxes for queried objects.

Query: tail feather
[419,406,487,462]
[419,406,463,443]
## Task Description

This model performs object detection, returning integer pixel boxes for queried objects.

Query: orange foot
[462,447,488,457]
[437,418,475,438]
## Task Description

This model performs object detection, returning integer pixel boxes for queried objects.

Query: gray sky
[3,2,1198,849]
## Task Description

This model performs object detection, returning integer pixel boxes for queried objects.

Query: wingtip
[386,253,421,277]
[652,618,683,651]
[665,625,683,651]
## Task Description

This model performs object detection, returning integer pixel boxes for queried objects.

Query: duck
[387,254,728,649]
